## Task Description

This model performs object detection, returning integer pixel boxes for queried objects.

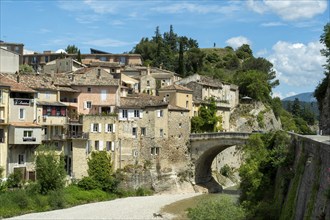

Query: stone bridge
[189,132,251,193]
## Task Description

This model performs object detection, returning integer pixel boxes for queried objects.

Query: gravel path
[8,193,200,220]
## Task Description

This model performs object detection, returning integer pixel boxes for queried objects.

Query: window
[101,90,107,101]
[122,109,128,118]
[111,68,115,73]
[86,101,92,109]
[106,141,115,151]
[134,110,140,118]
[132,127,137,138]
[0,129,4,143]
[160,129,163,137]
[186,101,189,108]
[18,154,25,164]
[24,130,32,137]
[105,124,115,133]
[150,147,160,156]
[87,87,91,92]
[147,80,150,86]
[141,127,146,136]
[157,109,163,118]
[19,108,25,119]
[92,123,99,132]
[95,141,99,151]
[179,123,182,128]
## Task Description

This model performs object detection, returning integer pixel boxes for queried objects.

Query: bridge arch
[190,132,250,193]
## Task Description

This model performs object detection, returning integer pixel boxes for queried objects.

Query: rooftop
[159,84,193,92]
[0,73,36,93]
[120,93,167,109]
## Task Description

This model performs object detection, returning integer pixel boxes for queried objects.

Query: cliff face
[229,101,282,132]
[319,80,330,135]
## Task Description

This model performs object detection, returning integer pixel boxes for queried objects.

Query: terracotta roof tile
[0,73,36,93]
[120,94,167,108]
[159,84,193,92]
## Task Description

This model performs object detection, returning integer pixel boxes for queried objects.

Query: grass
[0,185,153,218]
[161,193,240,219]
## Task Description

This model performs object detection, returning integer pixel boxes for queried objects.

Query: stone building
[158,84,194,117]
[176,74,239,131]
[0,48,19,73]
[0,73,41,180]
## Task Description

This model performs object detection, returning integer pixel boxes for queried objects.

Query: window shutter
[157,110,160,118]
[90,123,94,132]
[111,141,115,151]
[83,101,87,109]
[139,110,143,118]
[98,123,102,132]
[99,141,104,151]
[105,124,108,133]
[119,110,122,119]
[112,124,116,132]
[99,107,102,114]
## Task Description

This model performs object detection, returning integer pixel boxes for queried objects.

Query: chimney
[159,63,163,69]
[147,65,150,75]
[15,71,20,83]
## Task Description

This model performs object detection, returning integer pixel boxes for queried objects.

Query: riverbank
[8,193,201,220]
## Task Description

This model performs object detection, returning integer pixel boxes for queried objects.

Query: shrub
[48,190,66,209]
[78,176,100,190]
[187,195,245,220]
[35,145,66,194]
[87,151,119,193]
[7,169,24,188]
[220,164,234,178]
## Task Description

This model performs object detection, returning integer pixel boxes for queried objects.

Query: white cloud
[268,41,326,88]
[82,38,133,47]
[226,36,251,49]
[247,0,327,21]
[256,48,268,57]
[151,2,240,14]
[261,22,286,27]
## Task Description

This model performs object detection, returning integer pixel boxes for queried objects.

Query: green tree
[86,151,119,193]
[239,131,292,219]
[77,49,82,63]
[65,44,79,54]
[35,145,66,194]
[234,70,272,102]
[236,44,253,59]
[314,23,330,110]
[291,98,301,117]
[19,64,34,73]
[191,98,221,132]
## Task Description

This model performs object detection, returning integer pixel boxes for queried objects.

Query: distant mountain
[282,92,316,102]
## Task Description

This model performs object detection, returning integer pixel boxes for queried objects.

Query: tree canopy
[65,45,79,54]
[314,22,330,109]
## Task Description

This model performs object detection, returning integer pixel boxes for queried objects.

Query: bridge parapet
[190,132,251,140]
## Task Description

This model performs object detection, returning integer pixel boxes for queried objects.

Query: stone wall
[282,134,330,219]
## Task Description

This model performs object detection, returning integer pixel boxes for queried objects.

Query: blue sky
[1,0,329,99]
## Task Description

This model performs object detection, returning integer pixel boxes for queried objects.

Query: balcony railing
[67,132,89,139]
[22,137,36,142]
[60,98,77,103]
[14,98,32,106]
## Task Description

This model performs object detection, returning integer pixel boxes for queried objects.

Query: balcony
[14,98,32,106]
[42,134,66,141]
[67,132,89,139]
[22,137,36,142]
